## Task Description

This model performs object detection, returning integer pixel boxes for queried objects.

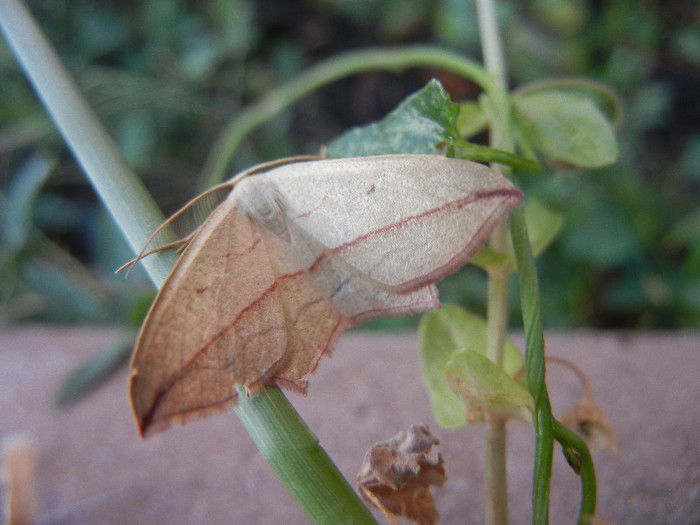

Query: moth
[127,154,523,436]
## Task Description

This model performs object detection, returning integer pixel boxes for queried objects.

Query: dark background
[1,0,698,329]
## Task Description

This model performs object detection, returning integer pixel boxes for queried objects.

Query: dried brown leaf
[560,400,620,456]
[357,424,447,525]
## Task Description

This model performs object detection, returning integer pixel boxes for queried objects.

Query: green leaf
[418,304,524,428]
[0,152,56,264]
[667,208,700,278]
[326,79,461,157]
[469,246,511,271]
[668,206,700,246]
[325,79,542,172]
[56,336,132,406]
[445,349,534,424]
[456,101,487,139]
[513,90,618,168]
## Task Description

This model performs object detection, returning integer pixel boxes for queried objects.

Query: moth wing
[266,154,523,291]
[131,193,350,436]
[234,171,441,323]
[131,154,522,435]
[130,199,273,435]
[280,217,440,322]
[249,225,351,393]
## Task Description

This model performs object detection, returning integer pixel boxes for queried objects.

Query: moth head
[234,177,289,238]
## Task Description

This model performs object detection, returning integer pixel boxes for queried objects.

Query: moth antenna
[118,157,320,279]
[231,155,324,183]
[117,181,237,278]
[116,238,193,277]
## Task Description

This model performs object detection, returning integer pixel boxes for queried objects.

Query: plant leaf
[56,336,133,406]
[326,79,460,157]
[357,424,446,525]
[513,90,618,168]
[445,349,534,424]
[469,246,511,271]
[326,80,541,172]
[457,101,487,139]
[0,153,56,264]
[418,304,524,428]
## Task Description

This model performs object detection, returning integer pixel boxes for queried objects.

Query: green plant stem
[483,229,510,525]
[476,0,508,87]
[509,205,554,524]
[455,141,542,173]
[552,421,597,523]
[483,413,508,522]
[0,2,376,523]
[0,0,175,287]
[201,45,495,189]
[476,0,513,522]
[510,149,597,525]
[235,386,377,524]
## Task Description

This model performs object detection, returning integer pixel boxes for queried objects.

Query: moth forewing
[263,155,523,290]
[130,196,290,436]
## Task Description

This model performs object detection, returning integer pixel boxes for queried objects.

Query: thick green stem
[0,2,376,523]
[0,0,175,286]
[235,387,377,524]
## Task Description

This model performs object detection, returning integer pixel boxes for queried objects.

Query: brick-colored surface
[1,326,699,524]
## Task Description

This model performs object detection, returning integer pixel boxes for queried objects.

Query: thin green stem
[0,2,376,523]
[552,421,597,523]
[510,173,597,525]
[200,45,496,189]
[454,141,542,173]
[509,205,554,524]
[483,231,510,525]
[476,0,508,87]
[476,0,514,522]
[483,413,509,525]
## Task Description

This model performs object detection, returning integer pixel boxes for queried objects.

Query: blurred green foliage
[1,0,698,328]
